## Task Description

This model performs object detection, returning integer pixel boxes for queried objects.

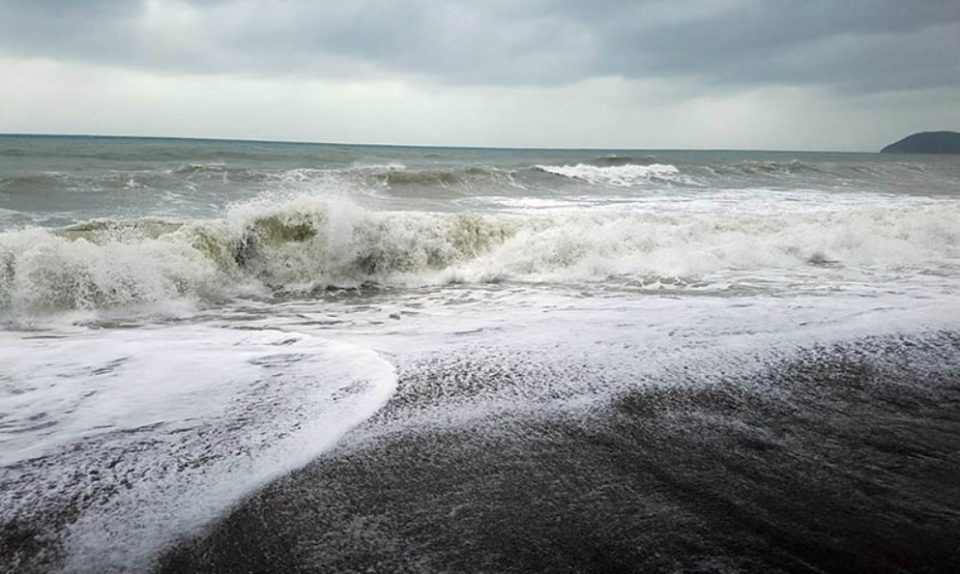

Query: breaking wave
[1,196,958,314]
[535,163,683,186]
[0,164,524,197]
[708,160,821,176]
[350,165,519,190]
[702,159,946,185]
[584,155,658,167]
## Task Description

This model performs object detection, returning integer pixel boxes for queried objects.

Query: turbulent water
[1,135,959,573]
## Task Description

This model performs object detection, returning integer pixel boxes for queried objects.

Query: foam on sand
[0,326,397,572]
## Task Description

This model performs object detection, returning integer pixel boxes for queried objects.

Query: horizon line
[0,131,868,155]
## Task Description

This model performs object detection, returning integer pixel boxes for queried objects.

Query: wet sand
[158,332,960,573]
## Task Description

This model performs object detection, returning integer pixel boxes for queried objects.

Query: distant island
[881,131,960,154]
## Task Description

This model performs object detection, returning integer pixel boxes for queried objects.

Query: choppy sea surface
[1,135,959,573]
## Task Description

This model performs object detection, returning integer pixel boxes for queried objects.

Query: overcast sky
[1,0,958,150]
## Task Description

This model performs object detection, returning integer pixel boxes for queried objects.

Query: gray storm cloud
[1,0,958,91]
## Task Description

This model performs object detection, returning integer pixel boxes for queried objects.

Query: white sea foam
[536,163,682,186]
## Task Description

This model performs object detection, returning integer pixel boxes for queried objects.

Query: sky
[0,0,958,150]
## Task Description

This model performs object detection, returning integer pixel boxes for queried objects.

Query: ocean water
[1,135,959,573]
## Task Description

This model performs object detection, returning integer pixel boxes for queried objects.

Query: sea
[1,134,959,573]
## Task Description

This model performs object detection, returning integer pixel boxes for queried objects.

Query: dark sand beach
[159,332,960,574]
